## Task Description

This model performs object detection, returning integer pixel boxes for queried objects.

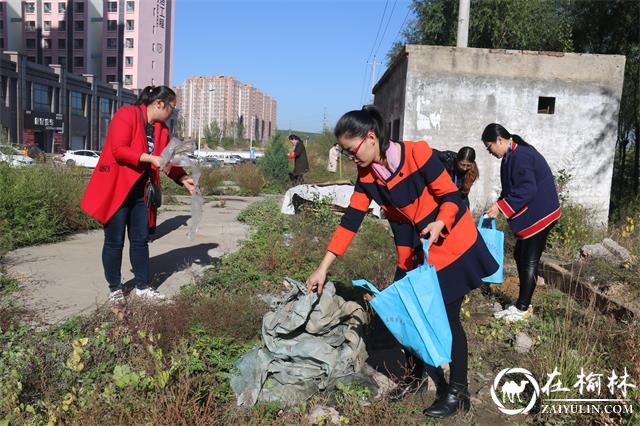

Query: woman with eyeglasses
[81,86,195,305]
[482,123,560,322]
[306,105,498,419]
[437,147,479,208]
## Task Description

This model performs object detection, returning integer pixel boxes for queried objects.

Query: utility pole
[457,0,470,48]
[367,56,380,104]
[322,107,328,132]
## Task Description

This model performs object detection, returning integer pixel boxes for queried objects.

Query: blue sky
[173,0,413,133]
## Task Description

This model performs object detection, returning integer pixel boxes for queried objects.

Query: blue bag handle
[352,279,381,295]
[478,215,496,230]
[422,238,430,263]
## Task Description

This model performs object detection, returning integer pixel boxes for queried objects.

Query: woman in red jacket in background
[81,86,194,303]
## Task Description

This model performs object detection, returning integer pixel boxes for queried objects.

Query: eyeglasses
[340,131,371,158]
[165,102,176,112]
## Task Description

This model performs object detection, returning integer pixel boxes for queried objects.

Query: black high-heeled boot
[423,382,470,419]
[430,368,449,403]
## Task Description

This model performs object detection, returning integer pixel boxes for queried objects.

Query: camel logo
[491,367,541,415]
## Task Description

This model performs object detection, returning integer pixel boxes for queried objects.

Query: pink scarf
[371,141,401,180]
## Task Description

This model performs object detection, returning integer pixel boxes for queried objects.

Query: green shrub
[159,173,188,196]
[198,167,236,195]
[546,169,603,260]
[0,164,99,251]
[234,163,264,196]
[257,134,289,187]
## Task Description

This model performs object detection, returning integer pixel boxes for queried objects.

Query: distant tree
[203,121,221,148]
[388,0,573,64]
[236,115,245,142]
[0,128,10,145]
[257,133,289,184]
[173,114,186,141]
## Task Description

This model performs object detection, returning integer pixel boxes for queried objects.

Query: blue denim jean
[102,195,150,292]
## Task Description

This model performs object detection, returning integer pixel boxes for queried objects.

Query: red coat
[81,104,186,228]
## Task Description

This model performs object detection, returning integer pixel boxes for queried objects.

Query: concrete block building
[373,45,626,225]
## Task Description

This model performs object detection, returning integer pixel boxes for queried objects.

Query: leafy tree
[388,0,574,63]
[203,121,222,148]
[236,116,245,142]
[257,134,289,184]
[389,0,640,203]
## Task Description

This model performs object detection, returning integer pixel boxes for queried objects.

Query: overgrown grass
[0,164,99,251]
[198,197,395,298]
[2,180,639,424]
[0,292,265,425]
[472,281,640,425]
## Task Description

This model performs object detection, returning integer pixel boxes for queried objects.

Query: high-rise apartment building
[101,0,173,89]
[0,0,173,90]
[179,76,277,144]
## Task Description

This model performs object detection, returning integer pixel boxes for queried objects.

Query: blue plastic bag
[352,240,452,367]
[477,215,504,284]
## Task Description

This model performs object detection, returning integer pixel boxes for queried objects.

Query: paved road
[4,196,262,324]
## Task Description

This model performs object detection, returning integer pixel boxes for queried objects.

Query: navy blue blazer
[497,141,561,238]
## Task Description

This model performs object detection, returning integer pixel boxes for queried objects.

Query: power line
[360,0,389,105]
[373,0,399,59]
[366,57,381,104]
[366,0,389,63]
[393,7,412,46]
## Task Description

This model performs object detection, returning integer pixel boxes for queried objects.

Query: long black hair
[334,105,389,159]
[481,123,532,147]
[456,146,476,162]
[135,85,176,107]
[455,146,479,194]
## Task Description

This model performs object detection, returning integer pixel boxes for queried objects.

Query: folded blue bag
[352,240,452,367]
[478,215,504,284]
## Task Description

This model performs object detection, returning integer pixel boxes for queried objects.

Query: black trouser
[406,296,468,388]
[513,224,554,311]
[289,172,304,185]
[393,267,468,387]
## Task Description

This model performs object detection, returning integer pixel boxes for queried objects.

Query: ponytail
[334,105,389,159]
[481,123,532,147]
[135,85,176,107]
[461,162,479,195]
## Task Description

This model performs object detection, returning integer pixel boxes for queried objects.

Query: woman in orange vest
[306,106,498,419]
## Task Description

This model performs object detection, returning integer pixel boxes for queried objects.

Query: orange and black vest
[327,140,498,303]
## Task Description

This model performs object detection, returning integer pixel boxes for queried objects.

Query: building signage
[24,110,64,132]
[23,129,35,145]
[157,0,166,29]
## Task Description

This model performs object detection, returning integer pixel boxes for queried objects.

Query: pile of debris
[580,238,632,267]
[230,278,393,407]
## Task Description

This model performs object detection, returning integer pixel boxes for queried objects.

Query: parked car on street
[200,156,223,168]
[16,144,46,162]
[62,150,100,168]
[0,145,35,167]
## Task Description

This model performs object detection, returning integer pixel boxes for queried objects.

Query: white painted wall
[393,46,626,226]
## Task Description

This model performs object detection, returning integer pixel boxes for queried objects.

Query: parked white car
[0,145,34,167]
[62,150,100,168]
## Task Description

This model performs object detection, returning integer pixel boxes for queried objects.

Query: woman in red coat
[81,86,194,303]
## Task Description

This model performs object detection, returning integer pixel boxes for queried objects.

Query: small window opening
[538,96,555,114]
